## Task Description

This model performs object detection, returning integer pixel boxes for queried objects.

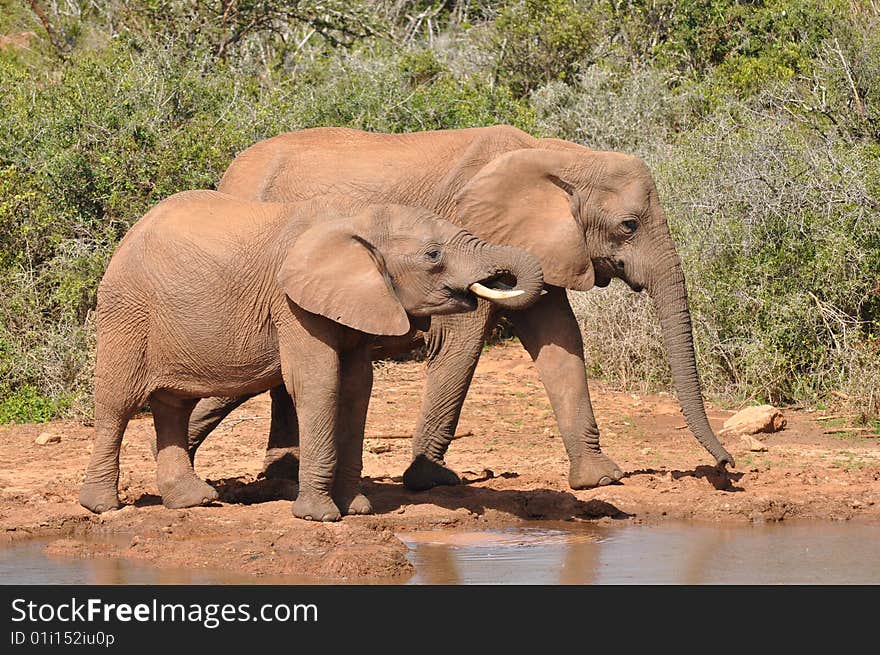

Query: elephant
[182,125,735,495]
[78,191,544,520]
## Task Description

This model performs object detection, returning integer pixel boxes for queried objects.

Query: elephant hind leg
[185,394,254,464]
[151,392,219,509]
[260,385,300,480]
[79,404,132,514]
[80,341,146,514]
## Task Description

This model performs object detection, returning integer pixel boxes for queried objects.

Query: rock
[34,432,61,445]
[741,435,768,452]
[721,405,786,436]
[0,31,37,51]
[366,442,392,454]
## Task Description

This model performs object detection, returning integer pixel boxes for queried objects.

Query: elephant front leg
[331,345,373,516]
[281,323,342,522]
[403,306,495,491]
[509,286,623,489]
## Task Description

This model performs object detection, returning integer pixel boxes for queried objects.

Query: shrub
[490,0,599,96]
[660,108,879,407]
[1,0,878,423]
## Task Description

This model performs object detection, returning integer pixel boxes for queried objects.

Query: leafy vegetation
[1,0,878,422]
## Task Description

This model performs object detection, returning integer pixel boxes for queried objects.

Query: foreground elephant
[186,125,735,493]
[79,192,543,519]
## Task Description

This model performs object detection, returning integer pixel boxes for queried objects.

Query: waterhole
[399,522,880,584]
[2,522,878,584]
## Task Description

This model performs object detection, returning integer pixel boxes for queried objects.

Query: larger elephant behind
[186,125,733,494]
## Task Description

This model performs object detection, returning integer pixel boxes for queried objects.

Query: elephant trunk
[472,243,544,311]
[647,251,735,467]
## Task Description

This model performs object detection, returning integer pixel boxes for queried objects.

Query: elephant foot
[568,452,624,489]
[159,473,219,509]
[292,492,341,522]
[259,447,300,480]
[79,481,121,514]
[402,455,461,492]
[335,493,373,516]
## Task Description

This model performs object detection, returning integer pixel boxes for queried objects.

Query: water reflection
[3,522,880,584]
[399,522,880,585]
[0,542,316,585]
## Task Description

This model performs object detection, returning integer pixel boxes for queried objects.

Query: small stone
[161,526,173,534]
[130,536,140,548]
[34,432,61,445]
[640,447,652,455]
[721,405,786,436]
[741,435,768,452]
[367,442,392,454]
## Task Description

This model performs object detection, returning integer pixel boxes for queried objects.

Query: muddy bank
[2,341,879,581]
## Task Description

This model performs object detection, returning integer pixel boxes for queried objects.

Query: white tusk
[468,281,525,300]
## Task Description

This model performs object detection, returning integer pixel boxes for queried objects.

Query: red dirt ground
[2,341,879,581]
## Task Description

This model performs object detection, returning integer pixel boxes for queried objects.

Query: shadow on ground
[137,473,633,521]
[625,464,745,492]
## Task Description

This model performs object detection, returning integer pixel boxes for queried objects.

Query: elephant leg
[403,304,496,491]
[79,400,134,514]
[261,385,300,480]
[508,286,623,489]
[184,395,253,464]
[151,392,219,509]
[80,340,145,514]
[331,345,373,516]
[282,323,342,522]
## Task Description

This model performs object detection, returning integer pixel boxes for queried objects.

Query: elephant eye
[425,248,442,263]
[621,219,639,234]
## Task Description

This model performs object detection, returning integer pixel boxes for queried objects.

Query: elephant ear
[455,148,595,291]
[279,220,411,336]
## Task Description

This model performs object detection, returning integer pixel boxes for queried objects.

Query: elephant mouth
[592,258,615,288]
[626,280,645,293]
[468,274,525,301]
[593,273,612,288]
[445,286,479,311]
[446,274,524,310]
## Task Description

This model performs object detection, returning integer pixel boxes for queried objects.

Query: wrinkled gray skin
[184,125,735,494]
[79,192,543,520]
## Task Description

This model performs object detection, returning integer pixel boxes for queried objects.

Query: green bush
[661,111,879,405]
[491,0,599,96]
[0,384,62,424]
[1,0,878,422]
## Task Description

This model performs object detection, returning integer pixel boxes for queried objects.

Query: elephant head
[279,204,545,336]
[456,148,734,467]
